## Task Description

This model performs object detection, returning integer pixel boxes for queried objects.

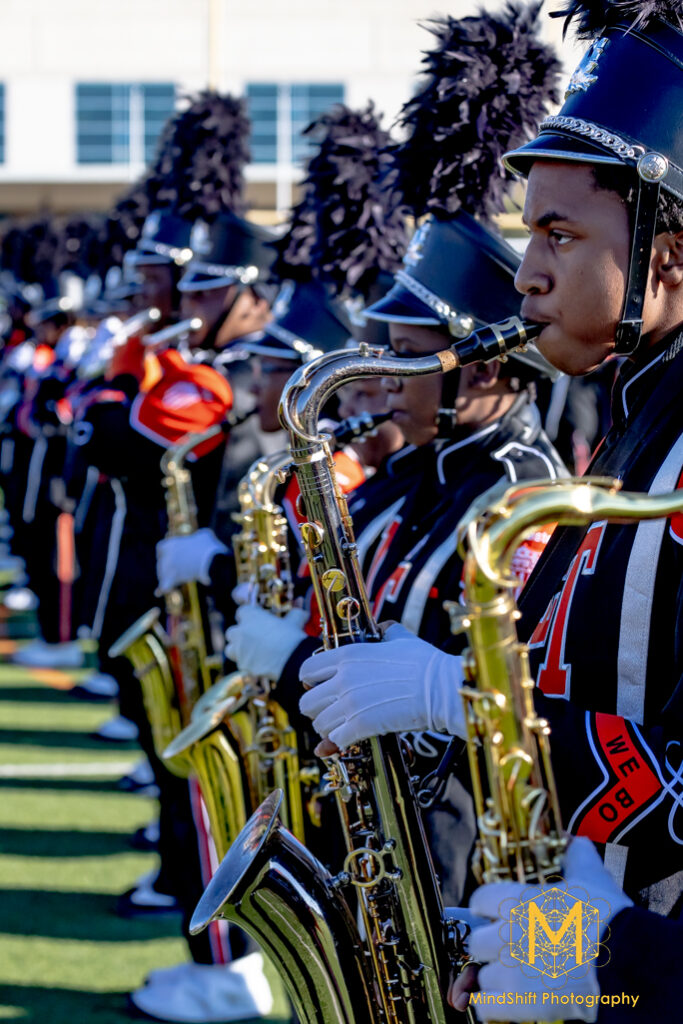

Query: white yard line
[0,760,137,778]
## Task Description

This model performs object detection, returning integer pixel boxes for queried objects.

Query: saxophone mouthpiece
[441,317,542,372]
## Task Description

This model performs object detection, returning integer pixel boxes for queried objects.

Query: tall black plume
[393,2,561,222]
[272,102,408,297]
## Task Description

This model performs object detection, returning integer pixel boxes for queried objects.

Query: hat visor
[239,333,302,360]
[177,269,238,293]
[363,283,442,325]
[503,132,625,177]
[124,251,173,268]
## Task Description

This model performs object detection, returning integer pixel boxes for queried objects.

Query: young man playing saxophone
[299,0,683,1018]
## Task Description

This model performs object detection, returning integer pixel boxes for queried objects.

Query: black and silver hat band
[395,269,475,338]
[538,116,683,200]
[266,320,321,361]
[186,260,260,284]
[137,239,193,265]
[539,116,644,162]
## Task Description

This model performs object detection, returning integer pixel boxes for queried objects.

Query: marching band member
[300,0,683,1016]
[228,5,565,907]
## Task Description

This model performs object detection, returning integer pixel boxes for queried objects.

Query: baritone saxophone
[189,318,540,1024]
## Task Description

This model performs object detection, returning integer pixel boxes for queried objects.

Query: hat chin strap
[615,177,662,356]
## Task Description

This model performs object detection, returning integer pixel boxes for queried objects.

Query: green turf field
[0,653,291,1023]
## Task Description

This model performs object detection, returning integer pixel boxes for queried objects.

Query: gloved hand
[232,581,256,606]
[156,528,228,593]
[450,837,634,1022]
[225,604,309,680]
[298,623,465,749]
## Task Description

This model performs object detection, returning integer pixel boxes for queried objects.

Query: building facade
[0,0,578,219]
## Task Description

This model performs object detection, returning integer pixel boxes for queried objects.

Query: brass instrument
[165,445,302,853]
[189,318,536,1023]
[441,477,683,1024]
[77,306,162,380]
[142,316,204,348]
[165,411,390,855]
[109,423,227,775]
[112,306,162,344]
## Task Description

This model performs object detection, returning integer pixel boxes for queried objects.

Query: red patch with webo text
[668,467,683,545]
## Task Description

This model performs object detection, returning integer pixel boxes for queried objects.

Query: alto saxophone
[109,423,227,776]
[190,319,537,1024]
[165,412,391,856]
[443,477,683,1024]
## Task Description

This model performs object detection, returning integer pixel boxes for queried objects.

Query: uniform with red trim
[519,332,683,908]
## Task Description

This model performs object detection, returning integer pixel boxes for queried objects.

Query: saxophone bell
[191,789,383,1024]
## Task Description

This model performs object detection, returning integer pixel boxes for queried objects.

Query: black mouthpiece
[449,317,542,369]
[332,411,392,447]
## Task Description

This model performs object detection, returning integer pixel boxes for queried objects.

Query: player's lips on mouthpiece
[520,303,551,327]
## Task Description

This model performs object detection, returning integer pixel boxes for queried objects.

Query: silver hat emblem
[189,220,211,256]
[565,38,609,99]
[142,210,161,238]
[404,220,431,267]
[271,280,295,320]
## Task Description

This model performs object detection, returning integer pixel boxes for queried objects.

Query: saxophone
[165,411,392,856]
[440,477,683,1024]
[109,423,227,776]
[190,319,538,1024]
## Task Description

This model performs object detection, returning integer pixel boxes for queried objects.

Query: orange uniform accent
[130,349,233,458]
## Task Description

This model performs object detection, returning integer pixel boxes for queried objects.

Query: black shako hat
[178,213,276,293]
[367,212,520,336]
[125,209,193,268]
[504,0,683,354]
[240,279,352,363]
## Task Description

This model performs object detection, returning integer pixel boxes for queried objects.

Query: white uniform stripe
[356,498,405,569]
[90,479,127,640]
[22,435,48,524]
[603,842,629,888]
[617,430,683,723]
[401,533,459,636]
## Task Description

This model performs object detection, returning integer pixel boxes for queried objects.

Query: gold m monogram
[528,900,584,966]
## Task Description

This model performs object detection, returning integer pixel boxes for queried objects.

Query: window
[76,83,175,165]
[0,84,5,164]
[246,83,345,165]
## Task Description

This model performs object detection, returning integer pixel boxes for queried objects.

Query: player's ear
[654,231,683,288]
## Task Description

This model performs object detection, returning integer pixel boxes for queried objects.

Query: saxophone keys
[336,596,360,622]
[322,568,346,593]
[300,521,324,549]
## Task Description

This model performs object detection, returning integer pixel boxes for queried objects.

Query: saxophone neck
[242,449,292,511]
[280,344,443,444]
[459,476,683,603]
[161,425,228,536]
[279,318,541,445]
[160,423,229,476]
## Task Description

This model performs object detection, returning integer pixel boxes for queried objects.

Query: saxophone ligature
[189,317,536,1023]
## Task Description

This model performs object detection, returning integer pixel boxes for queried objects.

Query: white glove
[231,581,256,606]
[155,528,228,593]
[225,604,309,679]
[298,623,465,749]
[460,837,634,1022]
